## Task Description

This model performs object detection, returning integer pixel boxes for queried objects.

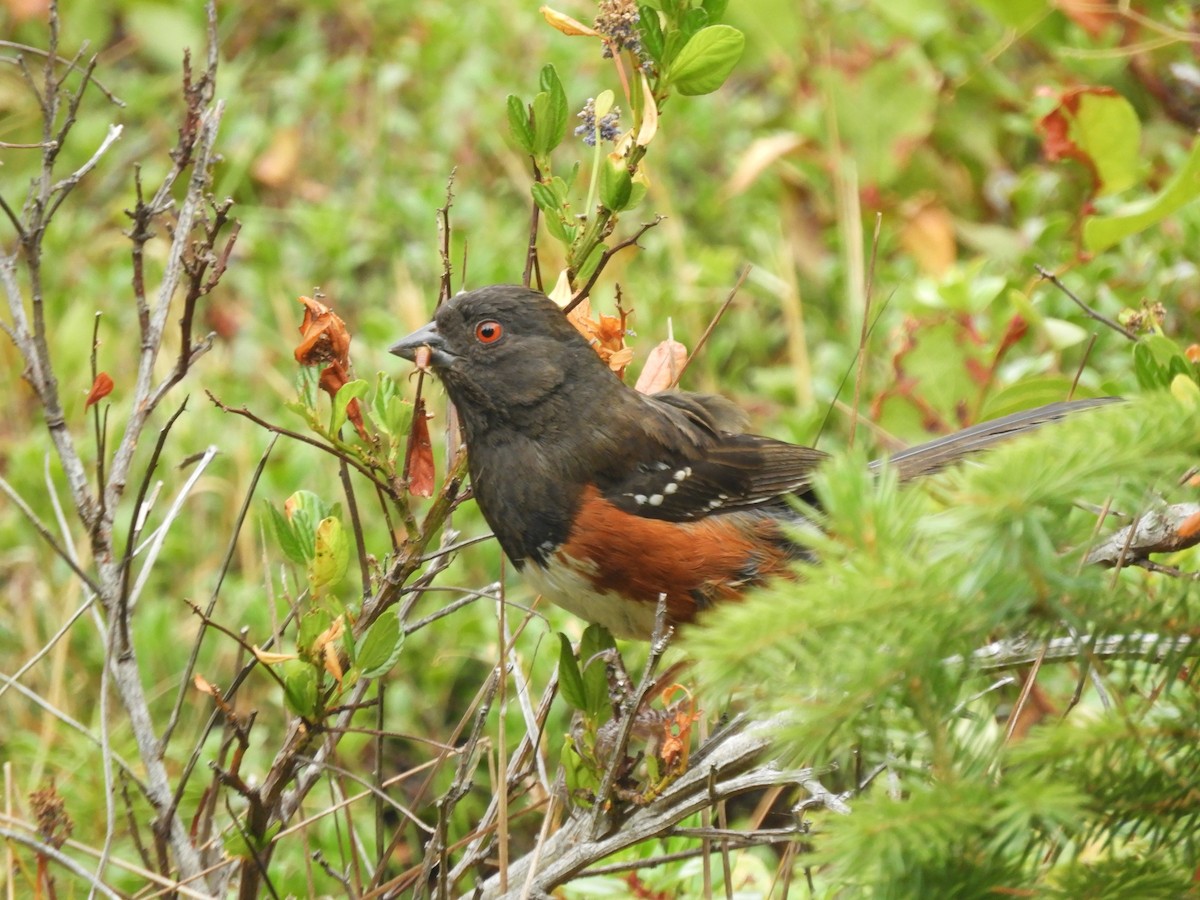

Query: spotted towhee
[391,284,1114,639]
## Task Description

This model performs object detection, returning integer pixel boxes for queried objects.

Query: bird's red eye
[474,320,503,344]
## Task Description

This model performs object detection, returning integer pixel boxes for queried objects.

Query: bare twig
[670,266,750,388]
[1035,265,1139,341]
[1085,502,1200,567]
[564,216,665,313]
[590,594,672,841]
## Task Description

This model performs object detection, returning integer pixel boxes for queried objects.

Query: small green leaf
[668,25,744,96]
[298,608,333,654]
[680,7,709,39]
[507,94,534,154]
[531,181,559,215]
[575,242,607,282]
[579,625,616,722]
[1084,139,1200,253]
[638,6,664,62]
[266,502,307,565]
[371,373,413,438]
[531,65,568,157]
[1171,373,1200,408]
[579,623,617,663]
[557,634,587,711]
[600,157,633,211]
[308,517,349,595]
[357,608,405,678]
[275,491,333,563]
[1070,91,1141,198]
[1132,343,1158,390]
[330,378,370,436]
[702,0,729,20]
[282,660,319,718]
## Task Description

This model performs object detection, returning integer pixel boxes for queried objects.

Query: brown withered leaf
[657,684,699,770]
[193,674,220,697]
[568,297,634,377]
[295,296,368,439]
[85,372,114,409]
[295,295,351,368]
[405,397,435,497]
[313,616,345,686]
[634,338,688,394]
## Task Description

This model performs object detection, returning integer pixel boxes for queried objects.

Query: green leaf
[282,660,319,718]
[275,490,333,563]
[1084,139,1200,253]
[668,25,744,96]
[298,608,333,653]
[600,157,633,211]
[680,7,709,39]
[330,378,369,436]
[531,65,568,157]
[702,0,729,21]
[638,5,664,62]
[507,94,534,154]
[308,516,349,595]
[575,242,607,283]
[533,182,574,243]
[557,634,587,711]
[266,502,307,565]
[530,181,559,215]
[357,608,405,678]
[1070,91,1140,198]
[580,625,617,721]
[371,373,413,438]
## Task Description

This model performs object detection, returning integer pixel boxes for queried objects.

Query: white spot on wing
[648,494,663,506]
[664,483,678,494]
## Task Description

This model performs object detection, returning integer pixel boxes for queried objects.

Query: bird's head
[389,284,622,437]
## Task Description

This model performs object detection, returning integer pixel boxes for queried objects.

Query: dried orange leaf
[252,646,297,665]
[193,674,220,696]
[634,338,687,394]
[295,295,351,368]
[568,298,635,377]
[405,397,435,497]
[539,5,599,36]
[85,372,114,409]
[1179,510,1200,541]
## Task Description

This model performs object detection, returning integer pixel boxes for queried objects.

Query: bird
[390,284,1114,640]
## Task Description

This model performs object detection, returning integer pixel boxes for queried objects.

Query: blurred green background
[1,0,1197,894]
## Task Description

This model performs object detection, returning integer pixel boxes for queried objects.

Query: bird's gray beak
[389,321,457,367]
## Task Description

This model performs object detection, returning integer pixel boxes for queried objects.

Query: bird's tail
[877,397,1120,482]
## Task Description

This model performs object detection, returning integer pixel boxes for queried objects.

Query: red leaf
[85,372,114,409]
[404,397,435,498]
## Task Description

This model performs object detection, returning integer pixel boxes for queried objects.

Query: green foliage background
[1,0,1198,895]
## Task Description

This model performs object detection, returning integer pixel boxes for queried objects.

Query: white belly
[521,557,659,640]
